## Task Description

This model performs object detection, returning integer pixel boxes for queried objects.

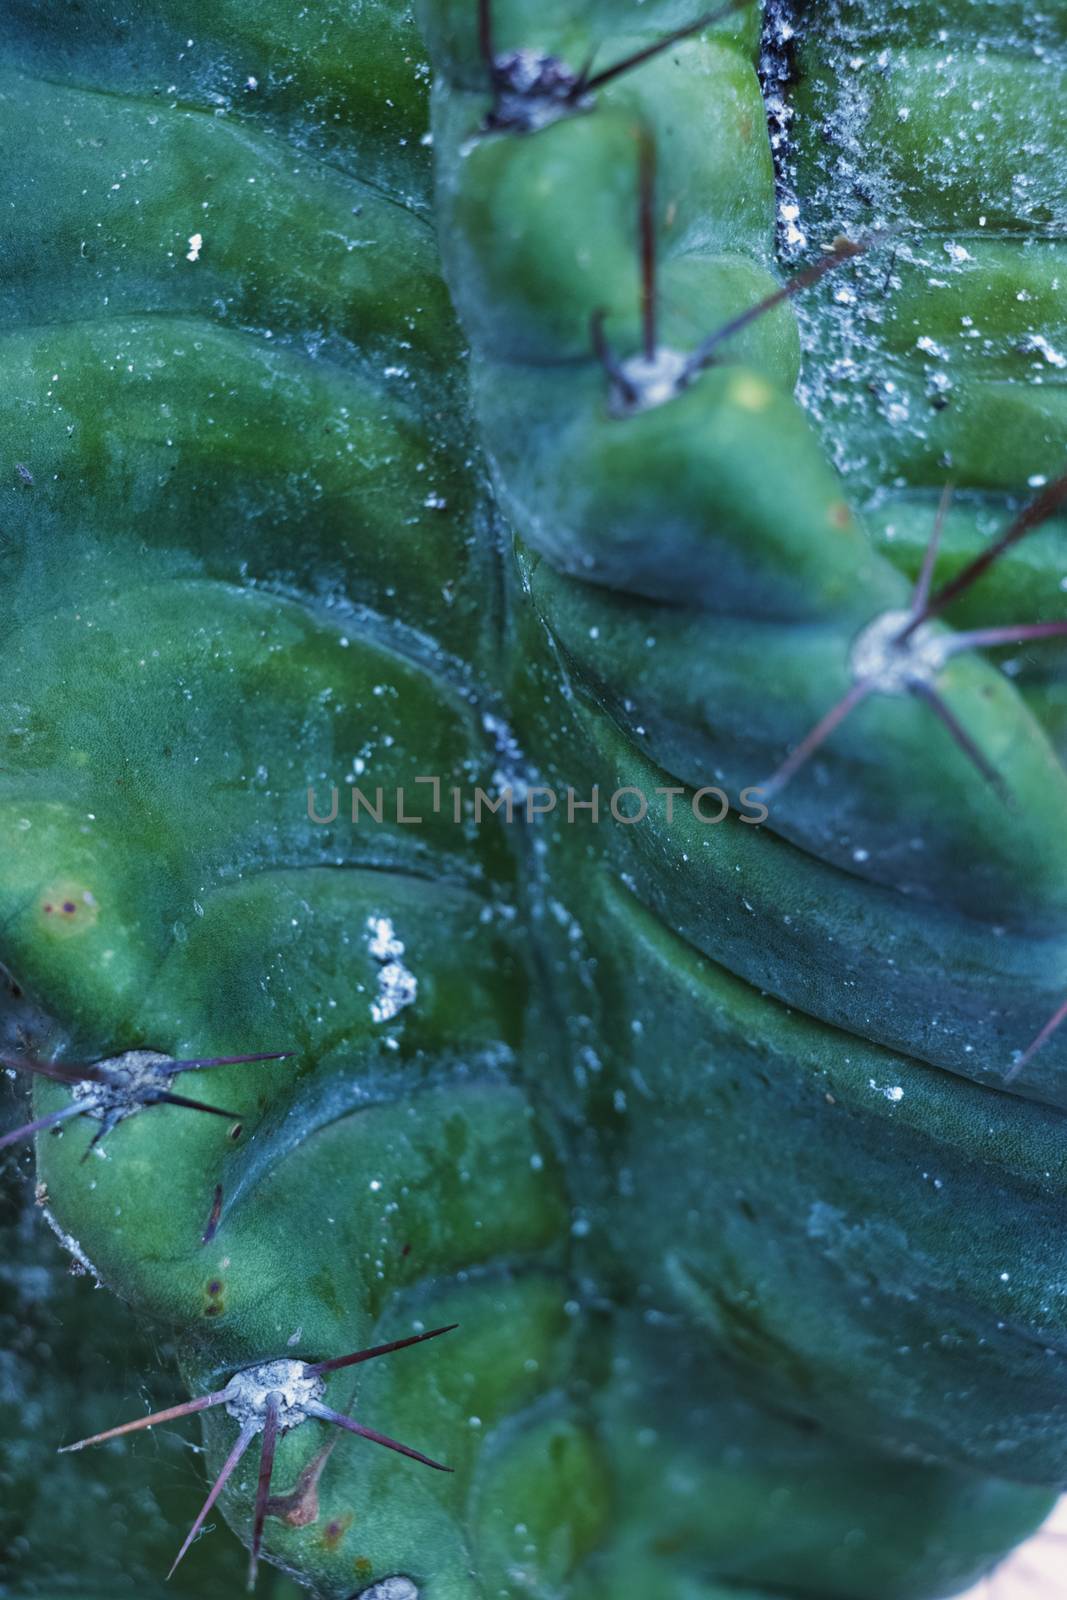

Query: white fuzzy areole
[73,1050,176,1123]
[612,347,690,416]
[222,1358,325,1435]
[357,1579,419,1600]
[849,609,949,696]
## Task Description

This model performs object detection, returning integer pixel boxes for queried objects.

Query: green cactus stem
[3,0,1067,1595]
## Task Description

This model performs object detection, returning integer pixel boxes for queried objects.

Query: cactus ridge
[3,0,1067,1596]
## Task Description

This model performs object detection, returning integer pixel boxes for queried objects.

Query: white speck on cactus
[869,1079,904,1102]
[366,917,417,1023]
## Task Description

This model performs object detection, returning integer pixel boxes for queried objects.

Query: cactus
[2,1,1067,1597]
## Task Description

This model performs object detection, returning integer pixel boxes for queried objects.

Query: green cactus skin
[2,1,1066,1598]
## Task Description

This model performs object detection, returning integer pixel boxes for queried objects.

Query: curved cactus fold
[2,0,1067,1597]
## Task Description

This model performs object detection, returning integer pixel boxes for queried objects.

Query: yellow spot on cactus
[829,500,853,530]
[352,1554,372,1576]
[38,882,99,938]
[729,374,773,412]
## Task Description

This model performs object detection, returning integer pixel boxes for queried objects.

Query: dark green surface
[1,0,1066,1596]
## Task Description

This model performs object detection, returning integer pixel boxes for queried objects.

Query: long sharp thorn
[304,1403,452,1473]
[152,1091,243,1119]
[908,680,1011,803]
[167,1421,258,1580]
[478,0,495,74]
[591,310,639,407]
[59,1390,227,1453]
[762,679,876,799]
[684,234,876,380]
[909,480,954,617]
[1005,997,1067,1085]
[917,469,1067,626]
[248,1393,281,1591]
[638,130,658,362]
[936,619,1067,658]
[0,1099,85,1152]
[203,1183,224,1246]
[583,0,751,93]
[0,1053,91,1085]
[305,1323,459,1377]
[308,1324,460,1376]
[2,1050,291,1083]
[81,1110,120,1163]
[173,1052,293,1073]
[571,50,599,95]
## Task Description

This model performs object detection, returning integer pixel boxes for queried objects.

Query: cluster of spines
[0,1050,292,1155]
[591,123,874,413]
[58,1324,457,1589]
[764,474,1067,800]
[477,0,754,134]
